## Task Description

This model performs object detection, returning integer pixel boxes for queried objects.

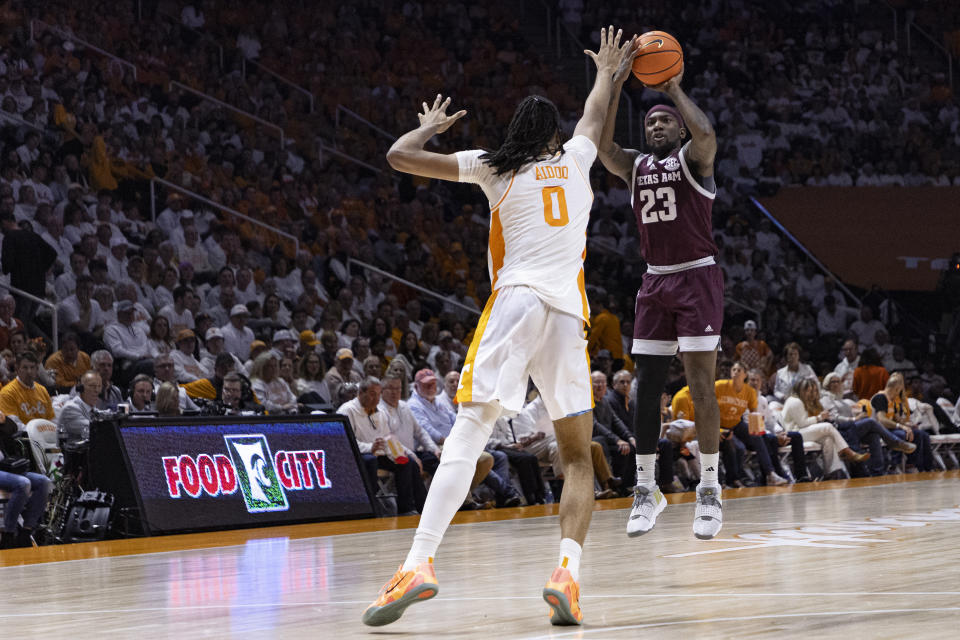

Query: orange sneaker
[542,566,582,626]
[361,561,439,627]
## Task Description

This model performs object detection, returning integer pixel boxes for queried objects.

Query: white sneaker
[693,484,723,540]
[766,471,788,486]
[626,485,666,537]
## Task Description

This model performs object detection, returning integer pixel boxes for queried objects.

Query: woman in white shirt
[781,378,869,478]
[249,351,298,414]
[772,342,818,401]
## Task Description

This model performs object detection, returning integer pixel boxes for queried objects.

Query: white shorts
[456,285,593,420]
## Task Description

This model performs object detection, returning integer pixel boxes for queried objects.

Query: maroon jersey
[630,144,717,267]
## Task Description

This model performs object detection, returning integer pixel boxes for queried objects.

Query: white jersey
[456,135,597,322]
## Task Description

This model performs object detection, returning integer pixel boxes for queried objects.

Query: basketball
[631,30,683,85]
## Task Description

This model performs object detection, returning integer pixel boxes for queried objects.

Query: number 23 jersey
[456,135,596,323]
[631,143,717,267]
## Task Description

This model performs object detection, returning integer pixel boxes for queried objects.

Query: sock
[403,530,442,571]
[400,401,499,572]
[558,537,582,581]
[700,452,719,486]
[635,453,657,488]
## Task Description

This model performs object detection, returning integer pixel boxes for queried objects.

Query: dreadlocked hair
[480,95,564,176]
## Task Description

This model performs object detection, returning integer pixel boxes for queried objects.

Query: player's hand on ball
[645,67,684,94]
[585,25,638,76]
[418,94,467,134]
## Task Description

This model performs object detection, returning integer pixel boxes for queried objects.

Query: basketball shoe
[542,566,582,625]
[693,483,723,540]
[626,484,666,537]
[361,561,439,626]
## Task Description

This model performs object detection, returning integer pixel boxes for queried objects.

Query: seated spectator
[736,320,774,374]
[249,351,298,414]
[90,349,124,410]
[870,373,934,472]
[56,371,101,446]
[408,368,519,508]
[362,355,384,379]
[294,351,332,404]
[152,353,201,413]
[816,295,856,338]
[221,304,255,361]
[57,274,106,351]
[852,348,889,400]
[833,338,860,394]
[772,342,818,401]
[183,353,256,407]
[170,329,206,382]
[339,376,426,516]
[127,373,155,412]
[219,372,263,415]
[0,294,24,350]
[158,286,195,335]
[884,345,918,378]
[102,300,152,383]
[716,362,790,485]
[324,348,361,401]
[590,371,635,494]
[379,373,440,476]
[146,315,173,358]
[155,382,181,417]
[0,415,52,549]
[849,306,886,350]
[199,327,244,377]
[748,368,809,482]
[821,372,915,476]
[44,332,91,393]
[782,379,870,479]
[437,369,459,415]
[0,351,55,426]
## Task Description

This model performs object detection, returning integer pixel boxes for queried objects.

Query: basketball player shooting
[597,59,724,539]
[361,27,638,628]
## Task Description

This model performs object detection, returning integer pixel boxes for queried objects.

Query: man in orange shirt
[715,362,788,486]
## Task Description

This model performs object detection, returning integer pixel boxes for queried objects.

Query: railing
[242,58,314,114]
[906,21,954,89]
[29,19,137,81]
[554,17,591,91]
[149,177,299,256]
[335,105,397,144]
[346,259,481,317]
[317,142,385,176]
[0,283,58,351]
[168,81,286,146]
[724,297,762,327]
[749,197,862,307]
[0,109,45,133]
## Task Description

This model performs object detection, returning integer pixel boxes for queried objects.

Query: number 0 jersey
[630,143,717,268]
[456,135,597,323]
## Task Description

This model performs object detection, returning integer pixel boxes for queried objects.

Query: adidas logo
[705,466,716,471]
[704,325,713,332]
[638,466,644,471]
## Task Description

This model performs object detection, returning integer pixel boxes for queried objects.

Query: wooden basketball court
[2,471,958,638]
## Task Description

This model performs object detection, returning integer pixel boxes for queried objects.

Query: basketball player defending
[598,65,724,539]
[362,28,638,627]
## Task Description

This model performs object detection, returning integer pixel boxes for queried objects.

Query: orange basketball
[631,30,683,85]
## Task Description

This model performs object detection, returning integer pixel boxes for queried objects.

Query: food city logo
[665,505,960,558]
[161,434,331,513]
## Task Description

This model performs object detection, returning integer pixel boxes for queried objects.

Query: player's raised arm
[574,27,637,151]
[385,94,467,182]
[596,41,641,186]
[646,70,716,177]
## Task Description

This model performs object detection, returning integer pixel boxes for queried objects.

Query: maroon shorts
[632,263,724,355]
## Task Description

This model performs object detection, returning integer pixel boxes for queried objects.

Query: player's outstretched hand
[645,67,684,94]
[584,25,638,77]
[418,94,467,134]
